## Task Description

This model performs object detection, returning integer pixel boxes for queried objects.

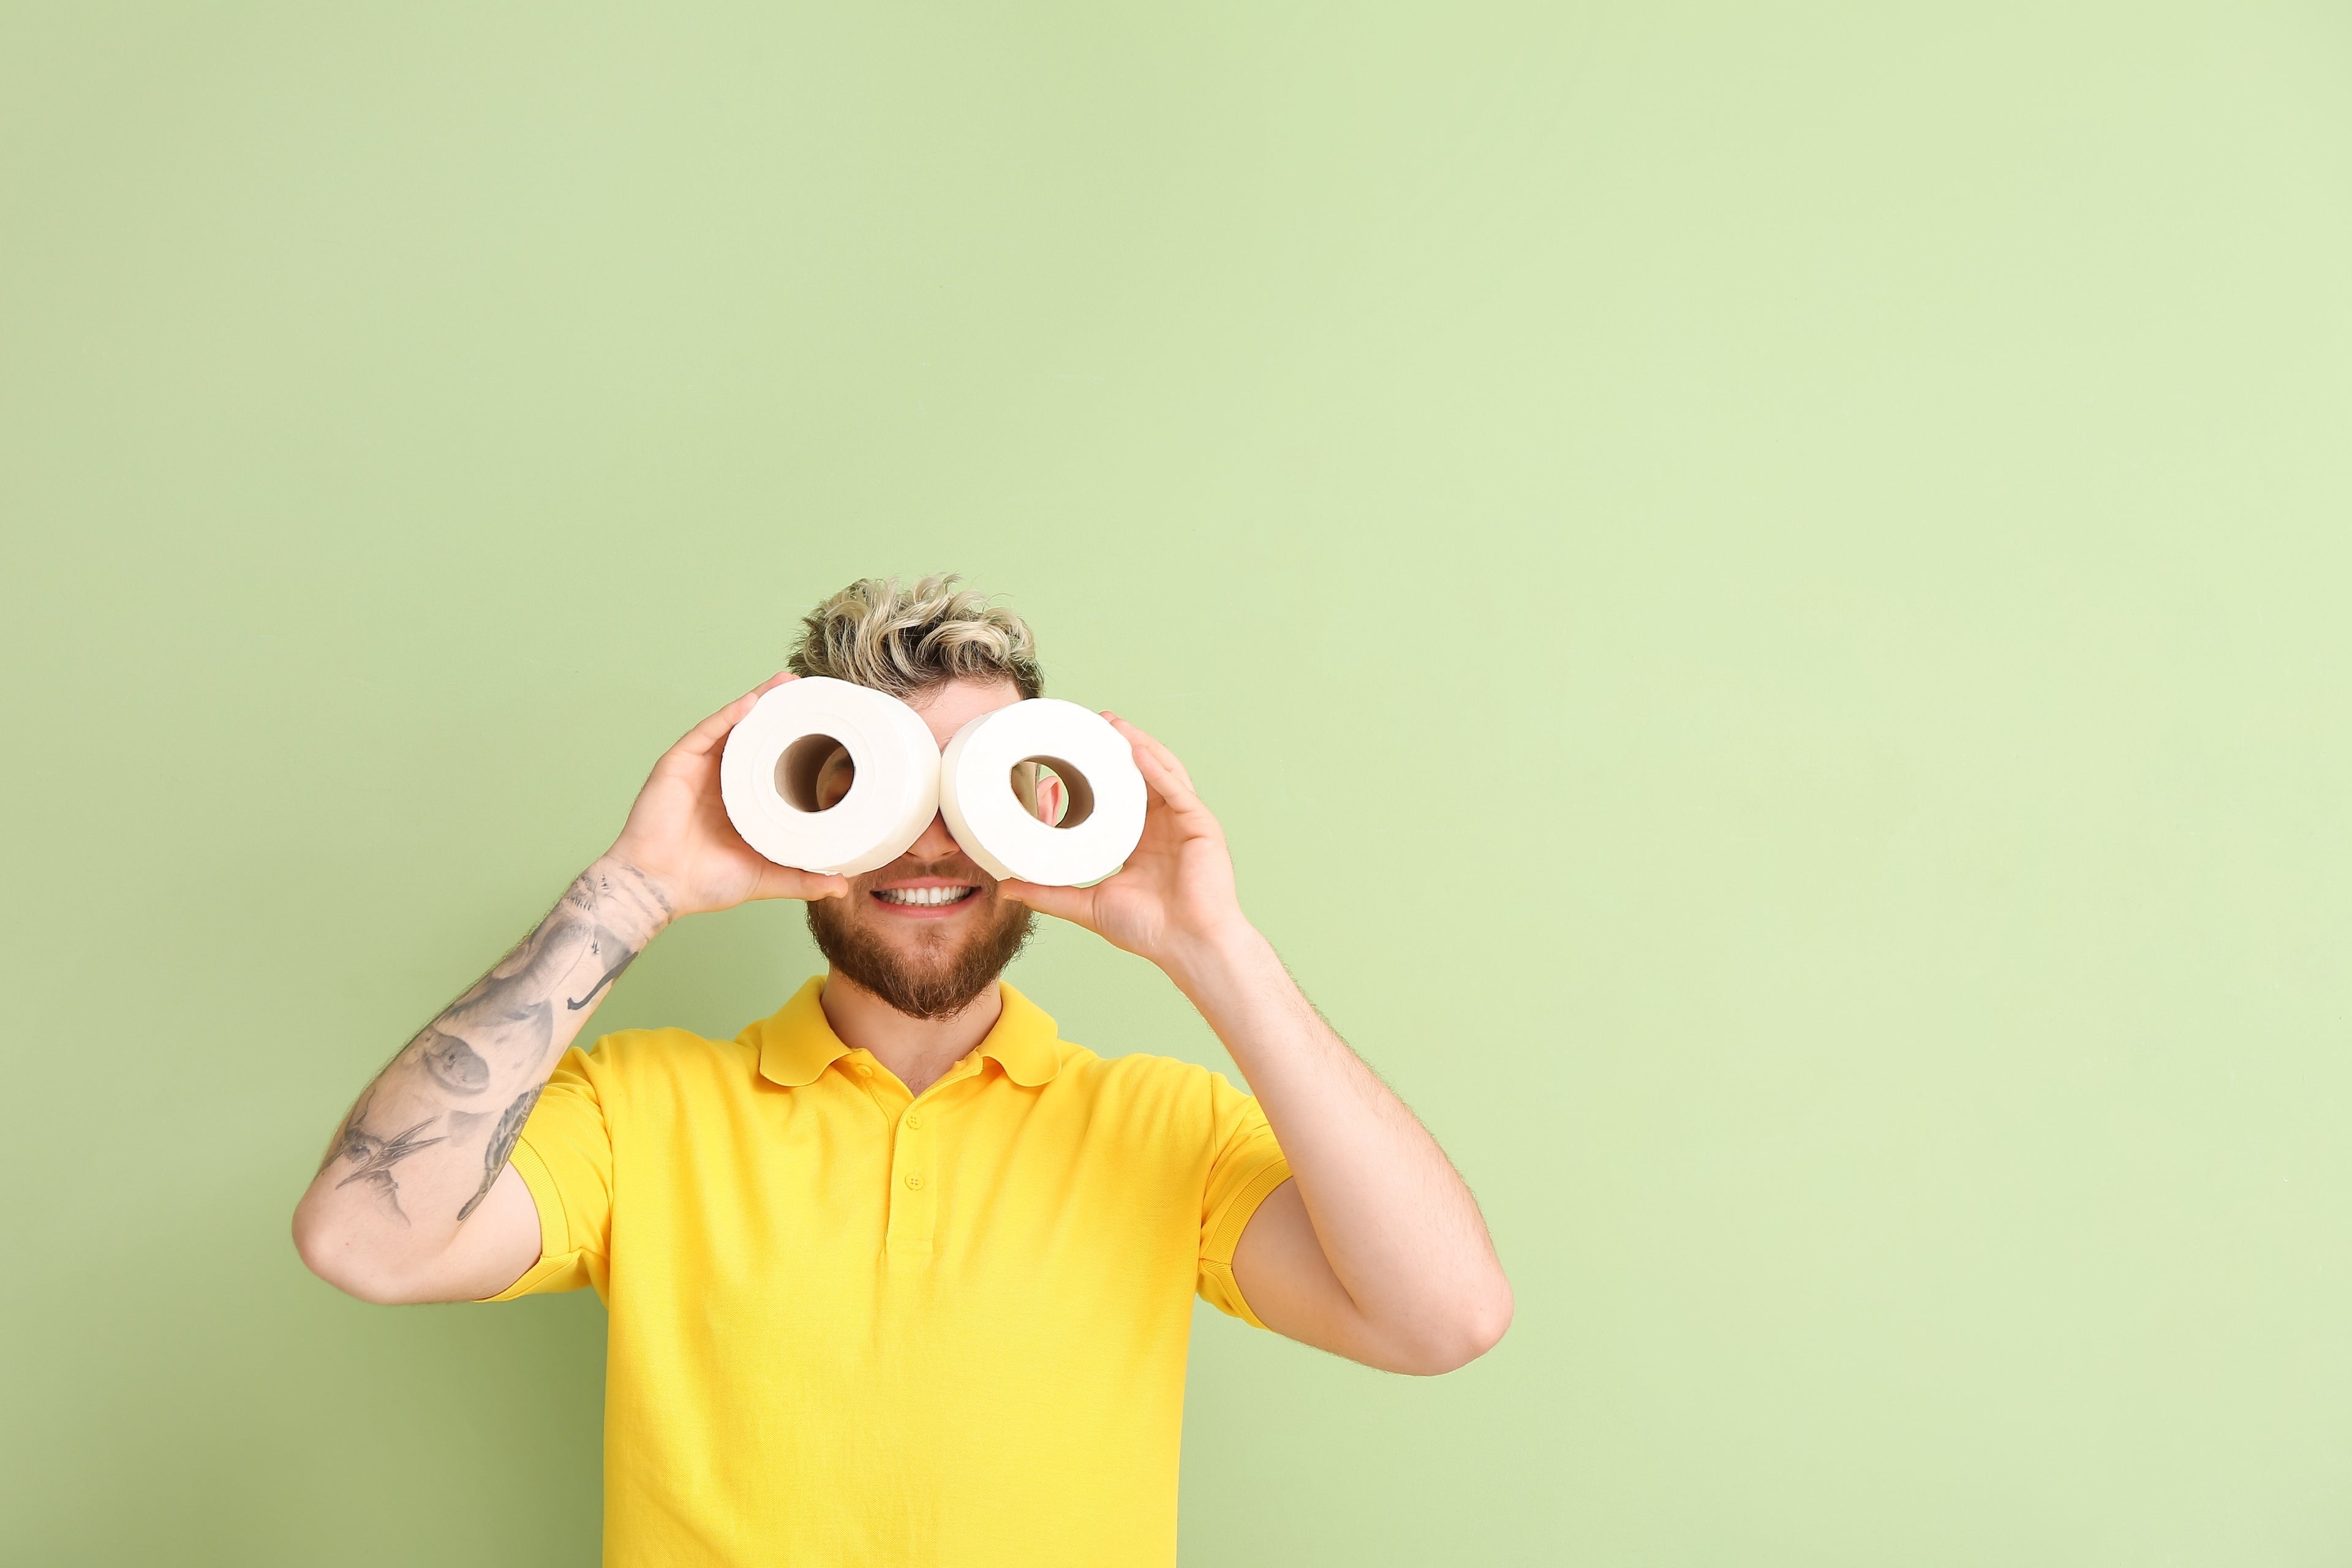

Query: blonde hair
[788,574,1043,700]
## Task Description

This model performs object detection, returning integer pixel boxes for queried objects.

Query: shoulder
[571,1025,755,1099]
[580,1023,736,1065]
[1052,1047,1252,1123]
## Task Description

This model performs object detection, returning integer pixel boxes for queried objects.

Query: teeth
[877,886,975,907]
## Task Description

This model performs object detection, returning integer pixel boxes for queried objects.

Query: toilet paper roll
[720,677,943,876]
[939,699,1148,886]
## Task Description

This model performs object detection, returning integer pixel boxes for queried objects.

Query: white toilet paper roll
[720,677,943,876]
[939,699,1148,886]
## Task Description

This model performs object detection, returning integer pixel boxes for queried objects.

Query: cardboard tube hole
[778,734,855,813]
[1010,756,1093,829]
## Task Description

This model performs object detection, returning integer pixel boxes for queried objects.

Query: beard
[805,886,1036,1022]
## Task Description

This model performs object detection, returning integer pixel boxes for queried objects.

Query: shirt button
[905,1112,924,1130]
[904,1174,925,1190]
[853,1063,872,1077]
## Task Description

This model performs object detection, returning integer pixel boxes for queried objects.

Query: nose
[906,809,960,862]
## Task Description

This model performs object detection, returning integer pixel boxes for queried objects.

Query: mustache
[851,853,995,892]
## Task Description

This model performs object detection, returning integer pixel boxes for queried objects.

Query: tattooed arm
[292,674,848,1305]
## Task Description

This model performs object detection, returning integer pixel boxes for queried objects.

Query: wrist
[587,854,679,943]
[1156,916,1275,999]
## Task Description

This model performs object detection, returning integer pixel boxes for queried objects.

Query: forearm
[292,857,671,1295]
[1166,924,1510,1365]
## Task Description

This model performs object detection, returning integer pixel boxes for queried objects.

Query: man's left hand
[998,714,1250,978]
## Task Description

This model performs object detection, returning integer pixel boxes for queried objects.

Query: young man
[293,575,1511,1567]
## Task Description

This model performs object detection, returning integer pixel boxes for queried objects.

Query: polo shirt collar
[751,978,1065,1090]
[978,982,1064,1087]
[754,979,850,1087]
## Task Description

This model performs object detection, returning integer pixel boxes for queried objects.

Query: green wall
[7,4,2352,1563]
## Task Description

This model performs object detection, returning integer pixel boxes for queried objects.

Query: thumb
[754,865,852,903]
[999,880,1094,928]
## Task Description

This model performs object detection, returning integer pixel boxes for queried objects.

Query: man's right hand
[608,673,852,918]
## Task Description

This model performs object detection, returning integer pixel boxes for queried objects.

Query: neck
[818,970,1005,1098]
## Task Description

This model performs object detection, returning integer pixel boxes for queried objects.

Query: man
[293,575,1512,1567]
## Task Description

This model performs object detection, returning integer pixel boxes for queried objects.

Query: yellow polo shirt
[482,978,1292,1567]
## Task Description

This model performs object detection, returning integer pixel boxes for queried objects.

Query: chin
[806,895,1036,1021]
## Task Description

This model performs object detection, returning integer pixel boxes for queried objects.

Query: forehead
[903,677,1025,750]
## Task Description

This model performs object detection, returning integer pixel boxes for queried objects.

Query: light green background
[6,4,2352,1564]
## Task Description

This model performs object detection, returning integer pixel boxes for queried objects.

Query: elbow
[290,1204,412,1306]
[1385,1277,1515,1377]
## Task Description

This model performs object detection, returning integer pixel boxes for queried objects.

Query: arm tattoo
[330,1091,447,1224]
[417,1027,491,1095]
[317,861,666,1230]
[457,1086,541,1222]
[394,866,659,1086]
[565,936,637,1011]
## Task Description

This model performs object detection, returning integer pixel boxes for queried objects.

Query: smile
[873,886,979,908]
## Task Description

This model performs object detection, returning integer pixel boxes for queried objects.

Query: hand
[1000,715,1253,976]
[606,674,851,919]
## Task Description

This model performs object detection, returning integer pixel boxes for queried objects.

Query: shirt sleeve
[1195,1071,1292,1330]
[475,1041,615,1302]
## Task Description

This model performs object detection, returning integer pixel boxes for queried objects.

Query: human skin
[293,674,1512,1373]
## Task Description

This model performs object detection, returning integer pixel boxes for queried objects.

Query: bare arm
[291,859,672,1303]
[1178,930,1510,1374]
[292,674,846,1304]
[1002,718,1512,1375]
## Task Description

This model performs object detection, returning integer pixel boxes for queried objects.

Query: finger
[1109,720,1205,813]
[753,864,851,903]
[1104,714,1197,796]
[675,671,796,756]
[997,879,1096,929]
